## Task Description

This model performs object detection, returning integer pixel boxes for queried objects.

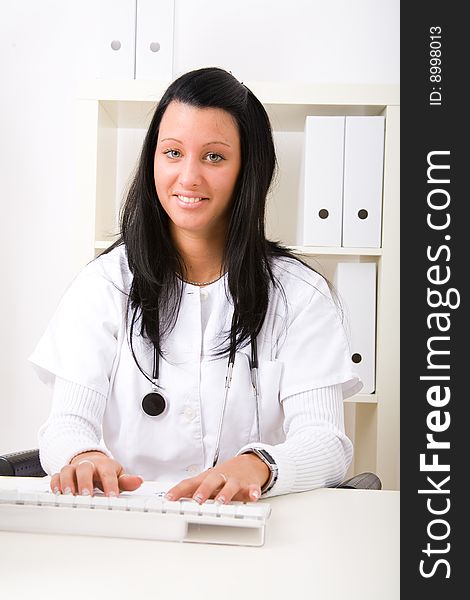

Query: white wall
[0,0,399,454]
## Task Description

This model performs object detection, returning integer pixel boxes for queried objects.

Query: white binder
[98,0,136,79]
[300,117,345,246]
[342,117,385,248]
[334,262,376,393]
[135,0,175,80]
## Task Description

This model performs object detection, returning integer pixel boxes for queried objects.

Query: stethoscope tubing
[212,360,234,467]
[142,335,261,467]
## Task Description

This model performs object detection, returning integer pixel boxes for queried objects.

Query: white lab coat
[29,245,361,481]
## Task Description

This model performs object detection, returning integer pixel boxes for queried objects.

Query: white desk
[0,476,399,600]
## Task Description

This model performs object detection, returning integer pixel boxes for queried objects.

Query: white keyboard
[0,489,271,546]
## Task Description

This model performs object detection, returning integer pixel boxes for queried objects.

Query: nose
[178,155,202,189]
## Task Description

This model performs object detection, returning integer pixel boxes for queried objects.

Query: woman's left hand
[165,453,270,504]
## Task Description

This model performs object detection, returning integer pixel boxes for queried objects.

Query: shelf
[79,80,399,131]
[95,240,382,257]
[78,80,399,106]
[345,394,378,404]
[77,80,399,488]
[290,246,382,256]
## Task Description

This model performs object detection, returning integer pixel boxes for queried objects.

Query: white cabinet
[97,0,175,80]
[75,81,400,490]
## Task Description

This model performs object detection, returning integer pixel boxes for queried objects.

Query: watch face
[258,449,275,466]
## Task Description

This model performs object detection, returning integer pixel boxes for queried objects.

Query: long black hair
[102,67,311,377]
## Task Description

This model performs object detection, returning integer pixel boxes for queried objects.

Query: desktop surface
[0,476,399,600]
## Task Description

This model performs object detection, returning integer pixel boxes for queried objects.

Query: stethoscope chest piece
[141,389,167,417]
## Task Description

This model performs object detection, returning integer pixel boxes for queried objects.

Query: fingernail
[165,492,174,501]
[193,494,203,504]
[53,486,60,495]
[251,489,260,500]
[107,491,117,498]
[215,496,226,505]
[137,476,145,483]
[63,487,72,495]
[81,488,90,496]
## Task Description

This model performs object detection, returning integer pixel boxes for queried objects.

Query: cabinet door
[98,0,136,79]
[135,0,174,80]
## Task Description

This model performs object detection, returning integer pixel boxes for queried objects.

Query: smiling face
[154,101,242,245]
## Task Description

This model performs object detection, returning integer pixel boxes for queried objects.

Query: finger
[231,484,262,503]
[59,465,77,495]
[75,460,96,496]
[50,472,61,494]
[118,474,145,492]
[91,465,121,497]
[247,484,261,502]
[213,477,242,504]
[165,474,205,501]
[193,471,232,504]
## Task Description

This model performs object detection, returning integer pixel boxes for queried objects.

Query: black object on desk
[0,449,47,477]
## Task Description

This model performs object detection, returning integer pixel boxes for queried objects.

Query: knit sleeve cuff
[40,443,113,476]
[38,377,113,475]
[237,384,352,498]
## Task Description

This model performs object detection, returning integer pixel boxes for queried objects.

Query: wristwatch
[241,448,278,494]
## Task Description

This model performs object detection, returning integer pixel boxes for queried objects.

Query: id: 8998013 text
[429,26,442,107]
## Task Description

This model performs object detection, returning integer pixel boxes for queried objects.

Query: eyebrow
[160,137,232,148]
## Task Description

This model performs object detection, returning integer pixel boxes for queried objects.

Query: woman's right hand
[50,451,144,497]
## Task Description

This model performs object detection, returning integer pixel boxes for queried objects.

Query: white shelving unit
[75,80,399,490]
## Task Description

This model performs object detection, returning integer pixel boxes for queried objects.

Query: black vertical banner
[401,3,465,596]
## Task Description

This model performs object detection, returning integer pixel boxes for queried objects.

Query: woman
[29,67,361,504]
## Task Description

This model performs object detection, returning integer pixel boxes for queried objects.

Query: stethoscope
[141,334,261,467]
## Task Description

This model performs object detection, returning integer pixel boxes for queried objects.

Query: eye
[163,149,181,159]
[205,152,224,163]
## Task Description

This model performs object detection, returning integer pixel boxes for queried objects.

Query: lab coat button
[184,407,195,420]
[200,288,209,300]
